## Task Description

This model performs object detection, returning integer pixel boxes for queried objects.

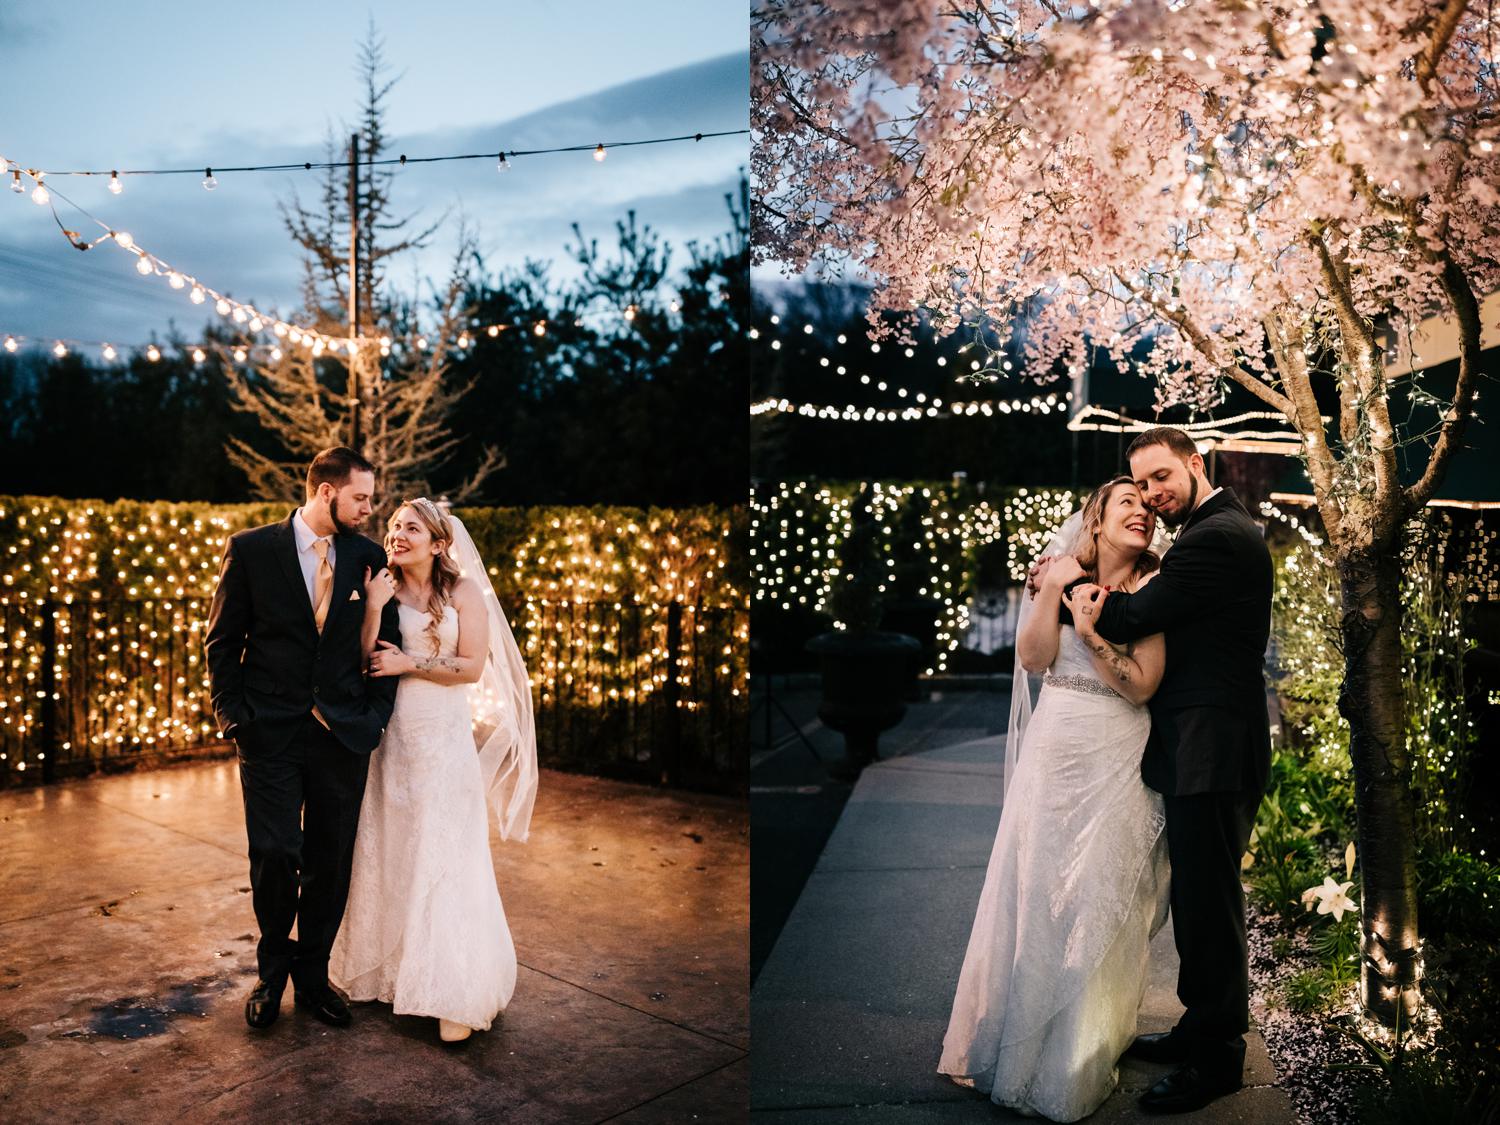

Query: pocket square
[349,590,362,601]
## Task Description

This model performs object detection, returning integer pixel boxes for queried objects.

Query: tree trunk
[1338,542,1422,1026]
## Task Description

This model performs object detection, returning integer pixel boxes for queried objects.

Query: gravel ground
[1248,905,1384,1125]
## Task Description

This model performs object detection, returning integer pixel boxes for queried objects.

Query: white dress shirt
[292,507,336,607]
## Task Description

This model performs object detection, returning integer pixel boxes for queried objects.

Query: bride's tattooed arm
[1066,581,1166,706]
[415,654,465,675]
[1085,634,1137,686]
[368,581,489,685]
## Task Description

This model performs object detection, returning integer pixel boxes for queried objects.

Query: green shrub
[1417,849,1500,942]
[1281,968,1343,1015]
[1244,787,1331,920]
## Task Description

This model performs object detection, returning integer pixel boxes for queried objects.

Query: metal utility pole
[347,133,361,450]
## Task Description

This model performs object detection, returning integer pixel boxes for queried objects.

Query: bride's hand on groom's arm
[1063,581,1105,634]
[369,640,414,678]
[364,566,397,609]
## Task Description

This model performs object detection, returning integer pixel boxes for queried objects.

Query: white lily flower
[1302,876,1358,922]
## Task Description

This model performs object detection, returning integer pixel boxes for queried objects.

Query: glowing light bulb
[136,255,153,275]
[146,345,160,362]
[31,178,49,206]
[533,320,547,337]
[273,323,288,338]
[113,231,134,249]
[2,336,15,352]
[190,287,205,304]
[458,333,471,348]
[624,305,637,322]
[215,298,231,316]
[102,344,117,361]
[233,348,247,363]
[593,144,606,162]
[191,348,206,364]
[53,341,67,358]
[108,172,123,195]
[167,272,185,289]
[248,317,262,332]
[415,335,428,350]
[269,347,282,361]
[232,307,248,324]
[202,167,217,190]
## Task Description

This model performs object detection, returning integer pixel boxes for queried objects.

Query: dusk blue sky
[0,1,747,352]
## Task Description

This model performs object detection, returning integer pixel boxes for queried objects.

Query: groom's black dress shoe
[1138,1065,1242,1114]
[294,985,352,1027]
[1125,1031,1193,1065]
[245,978,285,1029]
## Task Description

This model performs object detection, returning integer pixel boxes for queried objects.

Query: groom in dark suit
[1068,426,1272,1114]
[205,447,402,1030]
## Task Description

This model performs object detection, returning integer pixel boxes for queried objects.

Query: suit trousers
[1161,788,1263,1080]
[236,714,370,990]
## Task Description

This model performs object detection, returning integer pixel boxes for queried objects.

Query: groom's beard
[1156,475,1199,529]
[329,496,364,535]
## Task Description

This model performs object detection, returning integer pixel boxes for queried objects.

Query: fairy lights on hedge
[488,506,747,710]
[751,482,1078,674]
[0,498,745,780]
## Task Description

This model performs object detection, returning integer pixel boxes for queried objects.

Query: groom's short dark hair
[1126,426,1198,464]
[306,447,375,497]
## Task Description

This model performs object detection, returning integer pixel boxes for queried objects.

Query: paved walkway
[750,689,1296,1123]
[0,761,747,1123]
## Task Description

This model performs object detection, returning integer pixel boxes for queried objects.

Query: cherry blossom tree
[753,0,1498,1025]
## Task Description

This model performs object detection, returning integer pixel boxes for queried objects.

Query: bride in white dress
[329,496,537,1043]
[938,477,1171,1121]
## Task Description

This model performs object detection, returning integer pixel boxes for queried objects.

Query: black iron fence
[0,597,747,793]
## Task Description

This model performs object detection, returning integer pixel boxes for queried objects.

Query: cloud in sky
[1,7,746,352]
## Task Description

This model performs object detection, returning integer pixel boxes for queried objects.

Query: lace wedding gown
[938,624,1169,1121]
[330,602,516,1029]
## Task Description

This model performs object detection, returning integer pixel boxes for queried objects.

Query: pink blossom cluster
[753,0,1498,413]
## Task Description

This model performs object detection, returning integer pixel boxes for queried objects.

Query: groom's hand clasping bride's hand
[1043,556,1086,592]
[1027,555,1055,599]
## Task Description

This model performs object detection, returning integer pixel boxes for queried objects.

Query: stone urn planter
[805,629,922,780]
[879,594,943,698]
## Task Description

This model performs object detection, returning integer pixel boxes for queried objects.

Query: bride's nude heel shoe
[439,1018,472,1042]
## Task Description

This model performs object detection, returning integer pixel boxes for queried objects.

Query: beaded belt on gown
[1043,672,1121,698]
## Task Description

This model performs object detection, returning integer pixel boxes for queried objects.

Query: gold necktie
[311,538,333,730]
[312,538,333,631]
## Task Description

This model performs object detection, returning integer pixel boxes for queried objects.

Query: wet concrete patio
[0,759,747,1123]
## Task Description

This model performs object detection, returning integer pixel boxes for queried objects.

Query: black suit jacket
[204,512,401,756]
[1093,487,1273,796]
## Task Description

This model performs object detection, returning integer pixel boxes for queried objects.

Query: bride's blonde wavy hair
[1070,475,1160,589]
[385,497,463,656]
